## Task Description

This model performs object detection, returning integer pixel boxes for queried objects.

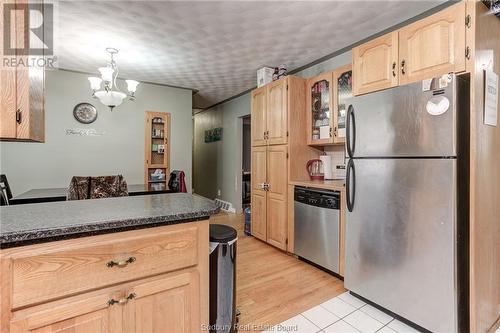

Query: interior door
[251,86,267,146]
[266,145,288,250]
[251,146,267,241]
[266,79,287,145]
[352,31,399,95]
[398,2,465,85]
[124,271,199,333]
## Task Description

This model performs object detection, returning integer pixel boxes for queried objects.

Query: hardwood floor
[210,213,345,329]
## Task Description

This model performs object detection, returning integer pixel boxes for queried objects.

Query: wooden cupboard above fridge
[352,1,466,95]
[306,65,352,146]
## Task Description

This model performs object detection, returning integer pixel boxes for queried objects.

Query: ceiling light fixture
[88,48,139,111]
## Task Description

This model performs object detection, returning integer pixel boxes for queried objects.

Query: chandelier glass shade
[88,48,139,110]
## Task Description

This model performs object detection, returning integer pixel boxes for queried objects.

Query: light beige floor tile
[359,304,393,325]
[321,297,357,318]
[344,310,385,333]
[324,320,361,333]
[337,292,366,309]
[280,314,322,333]
[302,305,341,329]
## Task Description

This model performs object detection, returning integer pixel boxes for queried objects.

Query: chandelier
[88,48,139,111]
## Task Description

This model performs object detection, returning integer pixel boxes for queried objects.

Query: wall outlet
[217,189,221,196]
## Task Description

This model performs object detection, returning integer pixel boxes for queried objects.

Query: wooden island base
[0,220,209,333]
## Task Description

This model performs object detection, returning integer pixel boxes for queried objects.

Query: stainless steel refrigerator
[344,74,469,333]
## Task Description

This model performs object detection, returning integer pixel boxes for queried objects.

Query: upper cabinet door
[398,2,466,85]
[352,31,399,96]
[266,79,288,145]
[306,72,334,146]
[333,65,352,144]
[251,86,267,146]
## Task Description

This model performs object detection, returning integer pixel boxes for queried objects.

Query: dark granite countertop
[0,193,219,248]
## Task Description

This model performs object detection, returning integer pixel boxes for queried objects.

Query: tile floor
[263,292,425,333]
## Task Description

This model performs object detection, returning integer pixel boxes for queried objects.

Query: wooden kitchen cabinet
[306,67,351,145]
[332,65,352,144]
[251,77,289,147]
[0,0,45,142]
[251,146,267,241]
[251,86,267,146]
[1,221,209,333]
[124,271,201,332]
[265,145,288,250]
[250,145,288,250]
[10,289,122,333]
[306,71,334,145]
[352,31,399,95]
[266,79,288,145]
[250,76,310,252]
[398,1,466,84]
[352,2,467,95]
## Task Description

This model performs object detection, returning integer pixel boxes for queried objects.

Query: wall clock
[73,103,98,124]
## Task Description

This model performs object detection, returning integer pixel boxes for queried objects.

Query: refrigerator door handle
[346,104,356,158]
[346,159,355,212]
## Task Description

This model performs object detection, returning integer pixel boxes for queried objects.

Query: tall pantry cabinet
[250,76,312,251]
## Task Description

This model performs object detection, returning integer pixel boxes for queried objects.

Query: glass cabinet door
[335,66,352,143]
[308,72,333,144]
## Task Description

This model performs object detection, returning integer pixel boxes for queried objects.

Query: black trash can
[209,224,238,333]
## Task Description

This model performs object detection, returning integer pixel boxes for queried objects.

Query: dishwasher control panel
[294,187,340,209]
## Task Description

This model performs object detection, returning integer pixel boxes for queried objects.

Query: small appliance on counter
[306,159,324,180]
[319,154,333,180]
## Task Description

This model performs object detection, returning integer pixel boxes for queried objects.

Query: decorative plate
[73,103,98,124]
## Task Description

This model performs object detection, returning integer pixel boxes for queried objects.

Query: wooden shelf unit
[144,111,170,191]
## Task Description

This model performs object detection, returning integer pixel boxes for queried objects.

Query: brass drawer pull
[108,293,136,306]
[107,256,136,268]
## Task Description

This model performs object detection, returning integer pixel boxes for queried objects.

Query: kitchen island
[0,193,219,333]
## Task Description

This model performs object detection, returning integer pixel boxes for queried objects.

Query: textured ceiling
[55,1,445,108]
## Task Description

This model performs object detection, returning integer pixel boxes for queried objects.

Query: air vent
[214,198,236,213]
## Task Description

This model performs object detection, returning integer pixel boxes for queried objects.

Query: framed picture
[204,127,223,143]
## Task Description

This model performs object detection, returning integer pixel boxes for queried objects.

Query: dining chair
[67,175,129,200]
[0,174,13,206]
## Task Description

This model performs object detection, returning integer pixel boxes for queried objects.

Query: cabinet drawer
[10,224,200,309]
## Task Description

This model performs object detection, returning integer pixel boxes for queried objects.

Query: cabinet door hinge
[465,46,471,60]
[15,109,21,124]
[465,14,471,28]
[285,238,288,245]
[286,152,289,159]
[286,85,289,91]
[286,131,289,137]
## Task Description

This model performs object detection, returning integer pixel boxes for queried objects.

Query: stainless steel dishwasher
[294,186,340,274]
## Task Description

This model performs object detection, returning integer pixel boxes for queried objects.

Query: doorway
[242,116,251,210]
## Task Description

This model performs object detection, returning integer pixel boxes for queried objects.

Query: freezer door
[345,76,457,158]
[345,158,457,333]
